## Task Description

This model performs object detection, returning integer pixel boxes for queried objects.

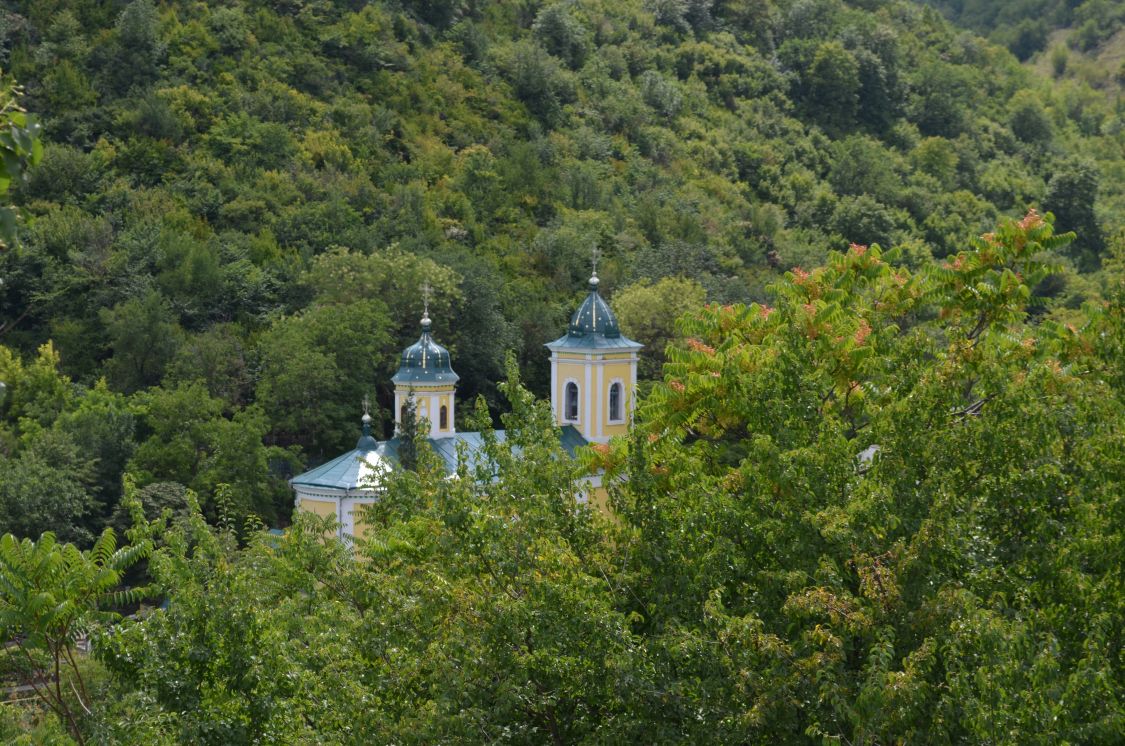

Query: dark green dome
[546,274,643,352]
[568,275,621,337]
[544,274,643,353]
[355,413,379,451]
[391,314,459,386]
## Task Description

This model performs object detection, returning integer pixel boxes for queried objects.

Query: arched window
[440,405,448,430]
[609,382,623,422]
[400,404,407,424]
[565,382,579,421]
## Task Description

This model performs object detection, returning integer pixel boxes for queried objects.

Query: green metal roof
[391,314,459,386]
[288,440,392,492]
[547,275,643,352]
[290,425,590,492]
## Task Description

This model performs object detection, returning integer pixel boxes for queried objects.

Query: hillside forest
[922,0,1125,66]
[0,0,1122,742]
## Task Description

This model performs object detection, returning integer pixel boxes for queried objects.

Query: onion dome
[568,274,622,337]
[547,273,643,351]
[391,312,459,385]
[356,412,378,451]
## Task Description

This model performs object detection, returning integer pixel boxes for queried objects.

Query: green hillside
[921,0,1125,60]
[3,207,1123,744]
[0,2,1122,742]
[0,0,1122,525]
[922,0,1125,104]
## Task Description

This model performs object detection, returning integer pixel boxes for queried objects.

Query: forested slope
[0,2,1122,741]
[922,0,1125,106]
[3,211,1122,744]
[0,0,1122,532]
[921,0,1124,61]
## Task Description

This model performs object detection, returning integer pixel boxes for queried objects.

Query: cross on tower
[421,281,432,318]
[362,394,371,417]
[591,246,600,279]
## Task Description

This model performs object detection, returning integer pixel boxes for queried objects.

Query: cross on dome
[356,394,378,450]
[392,286,458,385]
[421,281,432,328]
[292,250,643,541]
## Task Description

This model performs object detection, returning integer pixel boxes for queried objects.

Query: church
[289,271,642,540]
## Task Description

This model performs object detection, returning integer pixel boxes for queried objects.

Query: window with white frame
[608,381,623,422]
[564,381,579,421]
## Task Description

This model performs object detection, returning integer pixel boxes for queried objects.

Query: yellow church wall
[301,498,337,519]
[554,358,588,424]
[553,355,635,436]
[600,359,633,438]
[300,498,339,538]
[436,392,453,434]
[396,383,456,437]
[349,503,374,540]
[587,485,611,514]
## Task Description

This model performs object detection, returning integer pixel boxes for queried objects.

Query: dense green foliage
[0,4,1122,736]
[0,0,1123,540]
[608,213,1124,741]
[923,0,1125,59]
[0,75,41,248]
[2,212,1122,743]
[0,526,150,743]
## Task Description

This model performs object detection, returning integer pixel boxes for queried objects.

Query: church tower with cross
[289,263,640,540]
[546,256,642,443]
[391,285,458,439]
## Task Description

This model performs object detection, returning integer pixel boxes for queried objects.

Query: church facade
[289,272,642,540]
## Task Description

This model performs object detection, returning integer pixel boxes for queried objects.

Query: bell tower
[391,293,458,439]
[546,269,642,443]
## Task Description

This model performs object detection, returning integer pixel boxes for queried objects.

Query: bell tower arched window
[609,382,623,422]
[565,382,579,421]
[400,404,407,425]
[440,405,448,430]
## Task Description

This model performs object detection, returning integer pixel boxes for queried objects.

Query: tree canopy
[1,210,1121,743]
[0,1,1122,738]
[2,0,1121,547]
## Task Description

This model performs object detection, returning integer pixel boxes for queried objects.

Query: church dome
[568,275,622,338]
[391,313,459,385]
[355,412,378,451]
[547,274,643,351]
